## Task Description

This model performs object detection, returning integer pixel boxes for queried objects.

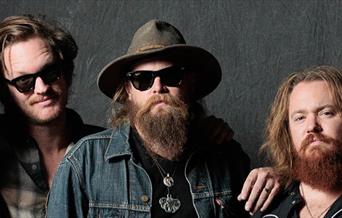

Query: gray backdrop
[1,0,342,167]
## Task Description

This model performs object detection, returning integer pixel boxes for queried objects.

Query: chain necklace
[152,157,181,213]
[299,184,332,218]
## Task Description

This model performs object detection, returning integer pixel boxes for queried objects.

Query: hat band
[135,44,166,53]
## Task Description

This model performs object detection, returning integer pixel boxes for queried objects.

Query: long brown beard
[292,133,342,192]
[128,94,189,160]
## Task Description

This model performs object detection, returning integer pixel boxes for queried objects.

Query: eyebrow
[289,104,335,118]
[14,61,59,78]
[27,62,58,75]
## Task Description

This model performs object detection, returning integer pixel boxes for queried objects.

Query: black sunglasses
[126,65,186,91]
[4,62,63,93]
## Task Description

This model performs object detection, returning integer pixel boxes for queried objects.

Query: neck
[299,182,342,218]
[26,112,70,153]
[26,111,71,187]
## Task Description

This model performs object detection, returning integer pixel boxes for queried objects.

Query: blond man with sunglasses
[0,15,104,218]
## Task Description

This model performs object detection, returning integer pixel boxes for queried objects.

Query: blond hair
[261,65,342,186]
[0,15,78,112]
[0,15,77,84]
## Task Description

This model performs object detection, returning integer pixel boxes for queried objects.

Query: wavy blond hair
[261,65,342,186]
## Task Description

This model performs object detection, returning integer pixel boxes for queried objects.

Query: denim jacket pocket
[88,205,124,218]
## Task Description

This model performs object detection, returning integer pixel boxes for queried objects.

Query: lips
[308,136,319,144]
[153,100,167,105]
[31,95,57,105]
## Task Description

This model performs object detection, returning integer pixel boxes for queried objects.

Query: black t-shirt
[130,129,197,218]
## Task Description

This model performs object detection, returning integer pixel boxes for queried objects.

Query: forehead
[289,80,333,112]
[3,37,53,77]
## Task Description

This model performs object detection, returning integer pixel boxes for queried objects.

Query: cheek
[8,87,26,103]
[168,87,187,101]
[128,91,146,106]
[55,78,69,91]
[289,123,302,151]
[327,121,342,141]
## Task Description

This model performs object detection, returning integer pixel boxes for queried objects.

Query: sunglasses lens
[41,68,62,84]
[9,64,62,93]
[14,75,36,92]
[127,66,185,91]
[160,68,183,87]
[129,72,154,91]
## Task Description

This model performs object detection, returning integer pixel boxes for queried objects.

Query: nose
[151,77,167,94]
[306,114,322,133]
[34,77,49,94]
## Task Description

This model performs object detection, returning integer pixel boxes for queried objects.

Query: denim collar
[104,122,132,161]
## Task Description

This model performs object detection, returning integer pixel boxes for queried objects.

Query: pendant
[163,174,174,187]
[159,194,181,213]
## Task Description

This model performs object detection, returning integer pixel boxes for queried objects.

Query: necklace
[152,157,181,213]
[299,184,331,218]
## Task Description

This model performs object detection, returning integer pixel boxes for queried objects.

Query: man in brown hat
[47,19,279,217]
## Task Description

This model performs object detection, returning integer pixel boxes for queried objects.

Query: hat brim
[97,44,222,101]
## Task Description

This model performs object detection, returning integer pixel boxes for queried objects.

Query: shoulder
[198,139,250,169]
[66,108,106,142]
[254,183,301,218]
[58,128,121,181]
[81,124,105,136]
[65,128,115,160]
[64,123,131,164]
[191,139,251,191]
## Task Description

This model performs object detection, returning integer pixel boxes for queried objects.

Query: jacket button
[141,195,149,203]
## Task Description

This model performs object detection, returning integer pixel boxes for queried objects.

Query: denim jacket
[47,122,250,218]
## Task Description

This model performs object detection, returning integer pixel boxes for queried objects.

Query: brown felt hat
[97,19,222,101]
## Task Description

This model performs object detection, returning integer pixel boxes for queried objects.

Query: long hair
[261,65,342,186]
[110,82,129,127]
[0,15,78,111]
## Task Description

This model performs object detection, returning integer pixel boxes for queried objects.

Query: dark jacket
[0,108,104,218]
[253,182,342,218]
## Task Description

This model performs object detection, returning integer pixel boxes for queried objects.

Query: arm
[197,116,281,214]
[238,167,281,215]
[46,160,87,218]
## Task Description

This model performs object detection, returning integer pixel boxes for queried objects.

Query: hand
[198,115,234,144]
[237,167,281,215]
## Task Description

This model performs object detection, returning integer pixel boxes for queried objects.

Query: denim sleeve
[46,160,87,218]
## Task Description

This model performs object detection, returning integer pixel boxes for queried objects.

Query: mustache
[29,89,58,104]
[300,133,334,152]
[144,94,186,110]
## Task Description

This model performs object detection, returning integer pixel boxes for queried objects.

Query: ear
[125,81,132,100]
